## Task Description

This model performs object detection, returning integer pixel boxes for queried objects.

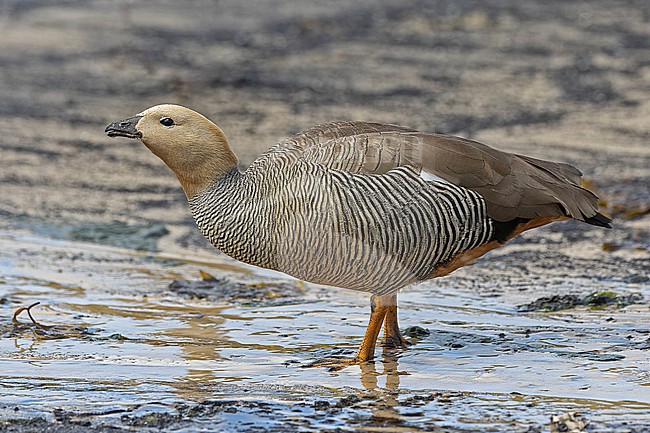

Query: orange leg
[356,292,410,361]
[355,294,390,362]
[306,292,409,369]
[382,293,410,348]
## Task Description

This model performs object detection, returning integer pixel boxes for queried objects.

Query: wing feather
[269,121,604,223]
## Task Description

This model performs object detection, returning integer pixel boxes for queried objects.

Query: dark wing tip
[584,212,612,228]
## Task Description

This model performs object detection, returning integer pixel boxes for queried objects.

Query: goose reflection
[359,350,410,423]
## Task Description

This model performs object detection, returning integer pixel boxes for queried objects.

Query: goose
[106,104,611,364]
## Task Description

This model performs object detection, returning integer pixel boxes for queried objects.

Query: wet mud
[0,229,648,432]
[1,0,649,432]
[519,291,644,312]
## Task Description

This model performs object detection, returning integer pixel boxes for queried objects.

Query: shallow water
[1,230,649,432]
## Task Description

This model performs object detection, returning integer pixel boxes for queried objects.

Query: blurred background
[0,1,649,431]
[1,0,648,250]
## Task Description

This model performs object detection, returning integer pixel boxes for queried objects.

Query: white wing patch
[420,170,454,186]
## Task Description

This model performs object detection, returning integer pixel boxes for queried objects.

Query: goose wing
[271,121,607,224]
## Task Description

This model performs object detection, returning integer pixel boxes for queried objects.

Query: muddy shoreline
[1,0,649,432]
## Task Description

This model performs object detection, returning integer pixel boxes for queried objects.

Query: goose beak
[105,115,143,139]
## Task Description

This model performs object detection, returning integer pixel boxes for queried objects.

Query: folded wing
[274,121,609,225]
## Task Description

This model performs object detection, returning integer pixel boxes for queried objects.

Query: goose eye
[160,117,174,127]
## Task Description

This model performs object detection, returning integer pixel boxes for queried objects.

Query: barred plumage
[106,104,611,364]
[190,162,493,296]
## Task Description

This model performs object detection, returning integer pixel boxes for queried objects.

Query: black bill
[105,115,143,138]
